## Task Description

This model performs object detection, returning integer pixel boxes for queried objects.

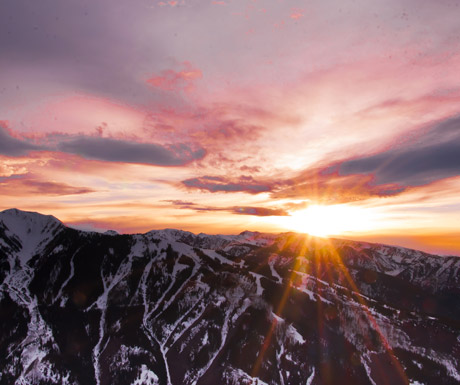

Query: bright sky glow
[272,204,380,237]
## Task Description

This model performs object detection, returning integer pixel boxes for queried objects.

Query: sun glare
[268,204,378,237]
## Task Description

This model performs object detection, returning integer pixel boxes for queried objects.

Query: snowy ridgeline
[0,208,460,385]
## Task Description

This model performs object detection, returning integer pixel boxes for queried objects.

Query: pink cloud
[14,94,148,140]
[0,176,96,196]
[290,8,304,20]
[157,1,179,6]
[147,62,203,93]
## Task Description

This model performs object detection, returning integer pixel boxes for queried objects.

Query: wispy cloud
[166,199,289,216]
[0,175,96,196]
[147,61,202,92]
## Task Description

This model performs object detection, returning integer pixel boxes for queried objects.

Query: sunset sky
[1,0,460,255]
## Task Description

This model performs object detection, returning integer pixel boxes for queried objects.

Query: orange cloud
[0,158,30,177]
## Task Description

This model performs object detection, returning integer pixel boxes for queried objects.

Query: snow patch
[250,272,264,295]
[306,368,315,385]
[286,324,306,345]
[223,367,270,385]
[268,258,282,283]
[132,365,159,385]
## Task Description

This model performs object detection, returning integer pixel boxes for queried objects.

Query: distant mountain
[1,208,459,385]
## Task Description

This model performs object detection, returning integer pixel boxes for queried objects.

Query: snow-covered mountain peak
[0,208,62,227]
[145,228,196,242]
[235,230,279,245]
[0,208,63,265]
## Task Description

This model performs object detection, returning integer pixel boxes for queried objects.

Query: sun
[267,204,378,237]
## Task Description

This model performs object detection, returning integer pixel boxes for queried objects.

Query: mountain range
[0,208,459,385]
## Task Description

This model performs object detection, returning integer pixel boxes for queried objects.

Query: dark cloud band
[167,199,289,217]
[0,126,205,166]
[182,175,272,194]
[0,126,42,156]
[338,115,460,187]
[57,136,205,166]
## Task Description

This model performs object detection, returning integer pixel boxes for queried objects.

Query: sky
[1,0,460,256]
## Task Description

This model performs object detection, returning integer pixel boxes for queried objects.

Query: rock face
[0,208,459,385]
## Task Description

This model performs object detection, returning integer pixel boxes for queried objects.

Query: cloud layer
[181,114,460,203]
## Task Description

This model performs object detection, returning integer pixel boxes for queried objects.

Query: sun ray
[251,233,409,383]
[251,235,311,378]
[263,203,380,238]
[320,237,409,384]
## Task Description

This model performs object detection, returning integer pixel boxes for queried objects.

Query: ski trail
[166,295,209,352]
[53,247,81,306]
[93,250,134,385]
[189,298,251,384]
[140,253,172,385]
[148,258,188,321]
[155,261,198,329]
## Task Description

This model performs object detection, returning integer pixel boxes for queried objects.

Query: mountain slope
[0,209,459,385]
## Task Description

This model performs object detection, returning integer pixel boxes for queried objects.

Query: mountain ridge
[0,208,459,384]
[1,207,457,258]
